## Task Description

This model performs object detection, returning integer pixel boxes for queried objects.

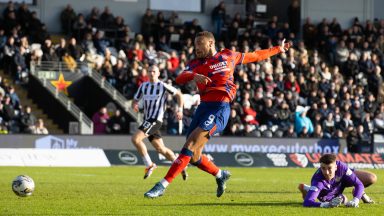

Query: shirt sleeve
[175,71,196,84]
[133,83,144,101]
[163,82,178,95]
[242,46,281,64]
[231,50,244,65]
[303,181,324,207]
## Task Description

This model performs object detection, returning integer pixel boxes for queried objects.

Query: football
[12,175,35,197]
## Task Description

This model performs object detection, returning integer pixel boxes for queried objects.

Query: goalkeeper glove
[345,197,359,208]
[320,202,331,208]
[329,196,343,207]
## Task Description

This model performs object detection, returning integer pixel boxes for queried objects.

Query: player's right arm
[175,71,211,85]
[132,83,144,112]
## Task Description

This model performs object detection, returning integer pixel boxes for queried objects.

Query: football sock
[303,184,310,192]
[164,148,193,184]
[160,179,169,188]
[142,154,153,167]
[194,155,220,177]
[215,169,222,178]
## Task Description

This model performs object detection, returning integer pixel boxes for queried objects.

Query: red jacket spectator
[242,101,259,125]
[284,72,301,93]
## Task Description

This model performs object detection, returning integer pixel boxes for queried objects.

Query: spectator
[260,97,278,127]
[92,106,109,134]
[100,6,115,27]
[42,38,59,62]
[276,101,291,131]
[242,100,259,126]
[55,38,68,61]
[302,17,316,49]
[28,11,44,43]
[93,30,110,56]
[72,14,87,40]
[287,0,300,35]
[13,46,29,83]
[62,51,77,72]
[141,9,156,41]
[211,1,226,37]
[295,106,314,135]
[313,124,324,138]
[33,118,49,134]
[3,36,16,74]
[107,109,126,134]
[322,112,336,138]
[284,124,297,138]
[225,108,244,136]
[67,37,84,61]
[16,3,30,31]
[0,123,8,134]
[87,7,101,28]
[20,106,37,133]
[60,4,77,35]
[339,112,354,135]
[7,86,20,108]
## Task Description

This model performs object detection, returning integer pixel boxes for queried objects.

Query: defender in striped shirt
[132,65,188,180]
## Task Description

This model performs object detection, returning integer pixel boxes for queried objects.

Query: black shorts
[138,120,162,142]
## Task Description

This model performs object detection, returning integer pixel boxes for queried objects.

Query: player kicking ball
[298,154,377,208]
[144,31,291,198]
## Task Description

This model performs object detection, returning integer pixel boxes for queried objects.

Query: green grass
[0,166,383,215]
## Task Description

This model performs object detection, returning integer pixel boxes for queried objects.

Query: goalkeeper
[299,154,376,208]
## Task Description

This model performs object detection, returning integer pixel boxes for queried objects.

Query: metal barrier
[33,61,138,120]
[30,62,93,134]
[86,67,138,121]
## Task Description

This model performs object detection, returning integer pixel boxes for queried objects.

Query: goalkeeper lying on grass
[298,154,377,208]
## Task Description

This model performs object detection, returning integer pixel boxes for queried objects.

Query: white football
[12,175,35,197]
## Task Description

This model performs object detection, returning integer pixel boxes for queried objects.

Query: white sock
[215,169,222,178]
[142,154,152,167]
[160,179,169,188]
[304,184,310,192]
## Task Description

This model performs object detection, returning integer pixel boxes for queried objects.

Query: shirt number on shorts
[204,114,215,126]
[143,121,152,130]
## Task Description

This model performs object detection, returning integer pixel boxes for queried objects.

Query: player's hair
[196,31,215,41]
[148,65,159,72]
[319,154,337,164]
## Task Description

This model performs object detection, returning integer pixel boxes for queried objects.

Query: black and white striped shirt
[134,81,178,122]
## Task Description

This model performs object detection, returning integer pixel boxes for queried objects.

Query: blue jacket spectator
[295,106,314,135]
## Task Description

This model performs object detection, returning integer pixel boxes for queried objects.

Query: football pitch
[1,166,383,216]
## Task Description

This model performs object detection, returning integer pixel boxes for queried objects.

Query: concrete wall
[0,0,219,34]
[374,0,384,20]
[301,0,374,29]
[0,0,382,35]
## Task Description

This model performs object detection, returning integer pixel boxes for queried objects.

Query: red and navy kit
[176,47,282,136]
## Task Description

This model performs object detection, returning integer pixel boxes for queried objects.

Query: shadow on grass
[235,190,298,194]
[144,201,303,207]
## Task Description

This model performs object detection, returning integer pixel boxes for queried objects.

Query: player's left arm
[174,90,184,120]
[241,39,292,64]
[343,169,365,207]
[303,184,328,208]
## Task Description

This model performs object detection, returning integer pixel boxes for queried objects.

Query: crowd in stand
[0,1,49,134]
[0,1,384,145]
[0,78,48,134]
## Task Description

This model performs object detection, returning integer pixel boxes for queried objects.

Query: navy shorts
[186,102,230,138]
